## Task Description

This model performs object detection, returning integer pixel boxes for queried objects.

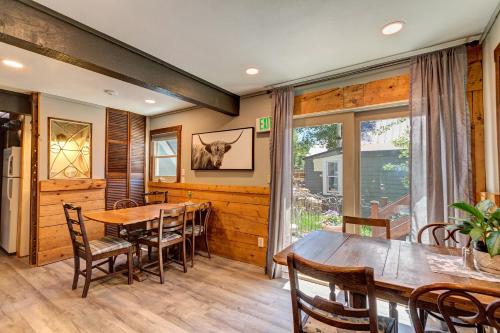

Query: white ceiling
[0,43,192,115]
[33,0,499,95]
[0,0,498,115]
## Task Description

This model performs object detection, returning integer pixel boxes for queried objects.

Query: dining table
[84,202,191,281]
[273,230,500,314]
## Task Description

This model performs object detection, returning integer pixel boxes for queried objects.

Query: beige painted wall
[483,15,500,193]
[39,94,106,180]
[149,94,272,186]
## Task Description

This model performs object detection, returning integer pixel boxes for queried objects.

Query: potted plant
[450,199,500,275]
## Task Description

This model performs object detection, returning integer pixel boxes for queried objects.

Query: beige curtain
[267,86,294,278]
[410,45,472,243]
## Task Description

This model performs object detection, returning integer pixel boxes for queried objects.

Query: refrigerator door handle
[8,178,13,202]
[7,153,13,177]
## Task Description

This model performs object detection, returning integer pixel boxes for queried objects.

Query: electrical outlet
[258,237,264,248]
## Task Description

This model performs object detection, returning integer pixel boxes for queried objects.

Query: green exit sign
[256,116,272,133]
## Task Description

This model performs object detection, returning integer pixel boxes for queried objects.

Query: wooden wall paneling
[149,182,270,267]
[29,92,40,265]
[467,45,486,202]
[293,74,410,116]
[17,115,32,257]
[36,179,106,266]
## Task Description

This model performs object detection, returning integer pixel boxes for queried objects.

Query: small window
[323,157,342,194]
[150,126,181,182]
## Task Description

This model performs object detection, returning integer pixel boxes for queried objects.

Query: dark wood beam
[0,89,31,114]
[0,0,240,116]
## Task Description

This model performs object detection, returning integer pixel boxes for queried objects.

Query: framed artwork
[191,127,254,170]
[48,117,92,179]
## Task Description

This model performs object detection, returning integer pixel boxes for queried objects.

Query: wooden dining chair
[409,282,500,333]
[342,215,398,329]
[63,203,133,298]
[137,206,187,284]
[417,223,470,247]
[143,191,168,205]
[287,252,396,333]
[185,201,212,267]
[342,216,391,239]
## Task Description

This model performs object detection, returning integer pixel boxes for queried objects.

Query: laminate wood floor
[0,253,292,333]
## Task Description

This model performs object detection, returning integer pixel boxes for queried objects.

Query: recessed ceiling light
[245,68,259,75]
[104,89,118,96]
[2,59,24,69]
[381,21,404,35]
[145,99,156,104]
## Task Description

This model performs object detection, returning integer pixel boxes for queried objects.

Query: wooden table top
[273,230,500,305]
[84,203,183,225]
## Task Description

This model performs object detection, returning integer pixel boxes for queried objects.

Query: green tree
[293,124,342,170]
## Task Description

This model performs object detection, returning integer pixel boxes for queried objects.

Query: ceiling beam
[0,0,239,116]
[0,89,31,114]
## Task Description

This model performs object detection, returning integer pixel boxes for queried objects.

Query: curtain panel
[266,86,294,278]
[410,45,472,243]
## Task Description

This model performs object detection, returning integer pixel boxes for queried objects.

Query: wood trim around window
[495,43,500,181]
[149,125,182,182]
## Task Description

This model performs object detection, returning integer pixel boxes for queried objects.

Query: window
[150,126,181,182]
[323,158,342,194]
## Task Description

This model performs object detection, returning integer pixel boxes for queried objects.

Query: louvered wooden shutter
[105,108,145,236]
[129,113,145,205]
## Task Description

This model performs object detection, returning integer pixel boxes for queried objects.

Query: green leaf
[475,200,495,216]
[458,221,474,234]
[450,202,484,222]
[485,231,500,256]
[469,227,484,241]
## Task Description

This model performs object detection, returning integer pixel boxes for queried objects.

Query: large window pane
[359,117,410,238]
[155,157,177,177]
[292,123,343,240]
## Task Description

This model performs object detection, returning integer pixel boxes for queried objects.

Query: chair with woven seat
[287,252,396,333]
[137,206,187,284]
[63,203,133,298]
[143,191,168,205]
[185,201,212,267]
[409,282,500,333]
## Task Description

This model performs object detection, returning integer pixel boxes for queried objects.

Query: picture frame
[48,117,92,179]
[191,127,254,170]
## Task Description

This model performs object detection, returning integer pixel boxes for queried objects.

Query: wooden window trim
[495,43,500,181]
[150,125,182,182]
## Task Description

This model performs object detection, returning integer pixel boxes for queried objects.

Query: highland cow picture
[191,127,254,170]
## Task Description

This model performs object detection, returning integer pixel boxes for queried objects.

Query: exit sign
[256,116,272,133]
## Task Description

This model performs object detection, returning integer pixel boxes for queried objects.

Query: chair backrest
[158,206,186,240]
[342,216,391,239]
[113,198,139,210]
[144,191,168,205]
[193,201,212,233]
[62,203,90,255]
[287,252,379,333]
[416,223,470,247]
[409,282,500,333]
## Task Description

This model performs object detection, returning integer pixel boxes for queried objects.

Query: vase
[473,248,500,275]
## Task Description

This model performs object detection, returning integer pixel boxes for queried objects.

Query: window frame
[149,125,182,182]
[322,156,343,195]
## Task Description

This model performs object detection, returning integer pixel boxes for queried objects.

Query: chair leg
[191,234,195,267]
[138,245,143,270]
[158,246,165,284]
[72,255,80,290]
[148,246,152,261]
[389,302,398,333]
[204,232,211,259]
[182,240,187,273]
[82,258,92,298]
[108,256,114,273]
[127,249,133,285]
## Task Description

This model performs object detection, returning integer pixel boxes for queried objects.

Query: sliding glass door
[291,107,410,241]
[292,113,355,241]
